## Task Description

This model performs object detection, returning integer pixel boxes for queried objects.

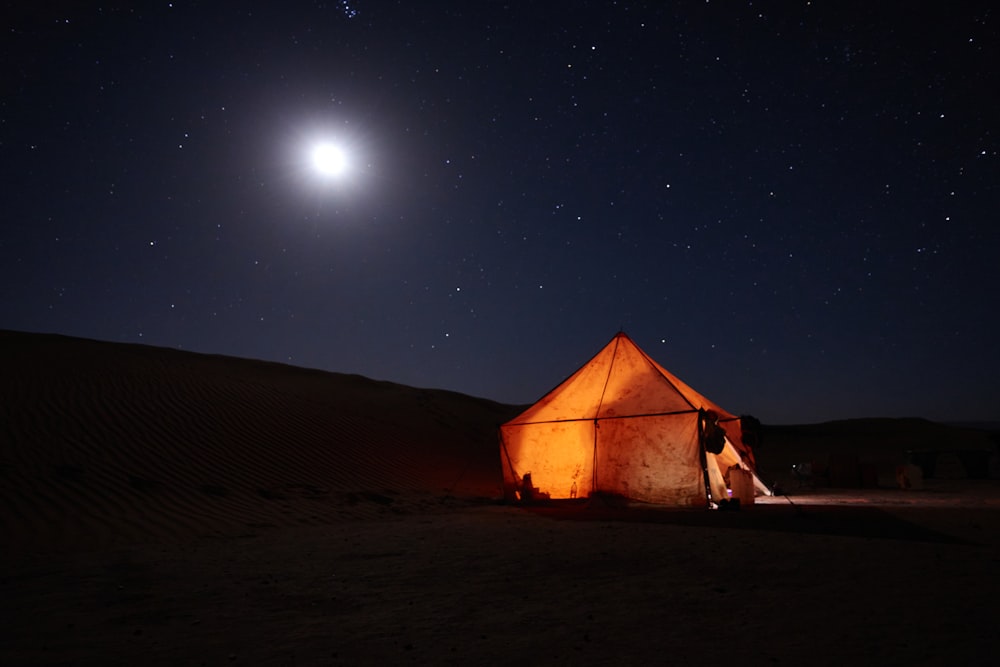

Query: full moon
[311,142,348,177]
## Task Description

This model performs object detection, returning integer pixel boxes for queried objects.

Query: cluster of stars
[1,1,996,422]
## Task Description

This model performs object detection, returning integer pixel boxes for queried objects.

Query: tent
[499,332,770,507]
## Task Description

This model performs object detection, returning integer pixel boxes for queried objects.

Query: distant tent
[499,332,770,507]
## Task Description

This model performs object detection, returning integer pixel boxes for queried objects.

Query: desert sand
[2,329,999,665]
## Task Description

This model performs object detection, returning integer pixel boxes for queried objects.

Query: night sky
[3,2,998,424]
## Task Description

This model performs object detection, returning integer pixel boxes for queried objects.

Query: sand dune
[761,418,998,486]
[1,330,519,551]
[3,330,1000,665]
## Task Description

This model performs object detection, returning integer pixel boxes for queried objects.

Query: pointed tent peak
[599,332,736,420]
[505,332,736,427]
[611,330,631,344]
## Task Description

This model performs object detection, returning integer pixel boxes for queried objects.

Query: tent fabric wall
[593,413,704,505]
[500,419,596,500]
[500,332,767,507]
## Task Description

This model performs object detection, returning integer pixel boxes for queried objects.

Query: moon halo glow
[311,142,348,177]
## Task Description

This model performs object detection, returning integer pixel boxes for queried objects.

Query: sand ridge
[1,330,517,551]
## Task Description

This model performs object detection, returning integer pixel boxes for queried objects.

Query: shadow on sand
[521,495,974,545]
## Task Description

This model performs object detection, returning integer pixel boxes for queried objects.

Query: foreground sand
[2,331,998,664]
[5,486,1000,665]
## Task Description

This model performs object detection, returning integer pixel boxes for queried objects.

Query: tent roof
[505,332,736,426]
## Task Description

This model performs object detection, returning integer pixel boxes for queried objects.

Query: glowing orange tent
[499,332,769,507]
